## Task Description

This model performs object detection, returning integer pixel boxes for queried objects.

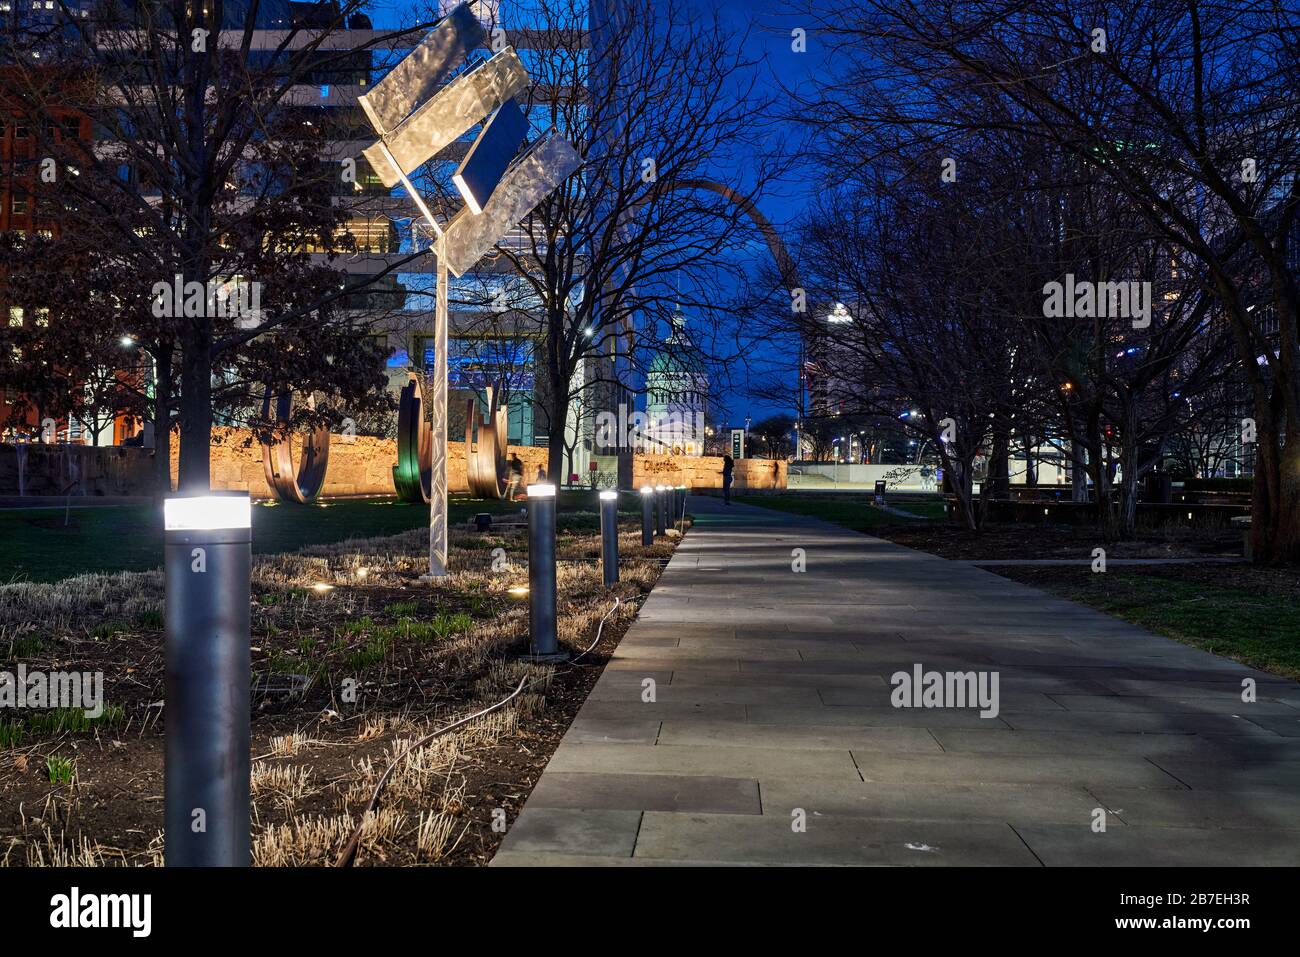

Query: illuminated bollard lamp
[599,489,619,587]
[654,485,668,537]
[524,484,565,661]
[640,486,655,546]
[163,493,252,867]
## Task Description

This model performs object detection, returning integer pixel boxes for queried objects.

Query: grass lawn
[733,493,946,531]
[993,565,1300,681]
[0,496,526,583]
[0,488,652,583]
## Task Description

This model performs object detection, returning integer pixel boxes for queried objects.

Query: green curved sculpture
[393,377,432,503]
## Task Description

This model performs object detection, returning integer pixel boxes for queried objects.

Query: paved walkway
[493,496,1300,866]
[964,557,1246,566]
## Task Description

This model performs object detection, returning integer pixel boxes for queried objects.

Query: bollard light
[640,485,654,546]
[654,484,667,537]
[525,483,562,659]
[676,484,687,531]
[599,489,619,586]
[164,492,252,867]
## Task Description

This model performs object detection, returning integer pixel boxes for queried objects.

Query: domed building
[644,306,709,455]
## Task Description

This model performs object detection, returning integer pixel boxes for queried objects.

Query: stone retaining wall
[2,435,785,497]
[634,454,786,490]
[0,443,154,497]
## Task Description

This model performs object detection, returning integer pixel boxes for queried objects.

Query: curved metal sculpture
[260,391,330,504]
[625,177,800,294]
[465,385,509,499]
[392,377,433,503]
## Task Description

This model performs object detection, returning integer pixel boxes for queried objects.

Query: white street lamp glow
[164,495,251,531]
[599,490,618,500]
[640,486,654,494]
[527,483,557,498]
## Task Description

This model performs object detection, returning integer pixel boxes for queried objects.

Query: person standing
[722,452,735,505]
[506,454,524,501]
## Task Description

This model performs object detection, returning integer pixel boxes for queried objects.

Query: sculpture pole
[428,233,450,578]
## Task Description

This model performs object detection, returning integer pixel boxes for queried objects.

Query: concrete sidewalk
[493,496,1300,866]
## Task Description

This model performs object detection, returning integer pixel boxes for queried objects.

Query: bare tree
[796,0,1300,559]
[441,0,784,481]
[1,1,432,492]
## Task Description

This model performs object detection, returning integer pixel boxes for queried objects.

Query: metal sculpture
[260,391,330,504]
[393,377,433,503]
[465,385,509,498]
[359,1,580,577]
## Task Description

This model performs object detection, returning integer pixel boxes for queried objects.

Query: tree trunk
[545,405,565,485]
[939,446,978,531]
[1070,440,1088,503]
[153,358,173,498]
[1251,412,1300,563]
[987,428,1010,500]
[1117,405,1140,540]
[177,333,212,493]
[1119,465,1140,540]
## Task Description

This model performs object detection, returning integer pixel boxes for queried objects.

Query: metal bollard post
[676,485,687,530]
[640,485,654,546]
[164,492,252,867]
[526,483,560,658]
[654,484,667,537]
[599,489,619,586]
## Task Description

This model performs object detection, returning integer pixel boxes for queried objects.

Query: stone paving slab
[655,719,943,752]
[632,813,1043,866]
[1091,786,1300,829]
[757,778,1108,825]
[929,728,1293,758]
[1011,824,1300,866]
[545,742,863,779]
[527,772,762,815]
[1045,694,1300,714]
[494,496,1300,866]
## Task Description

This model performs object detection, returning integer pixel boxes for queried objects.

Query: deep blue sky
[710,0,821,427]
